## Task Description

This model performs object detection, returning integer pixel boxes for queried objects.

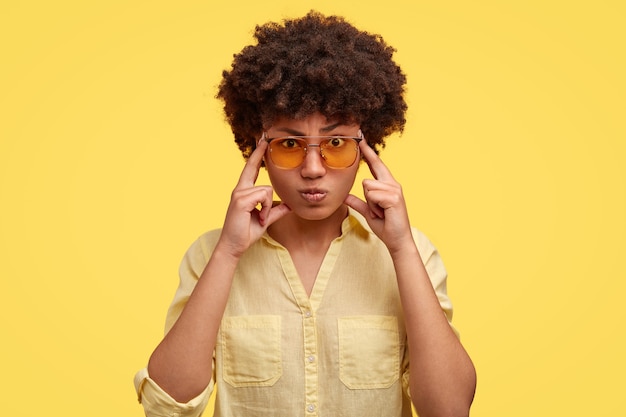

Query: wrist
[212,239,246,264]
[387,237,419,259]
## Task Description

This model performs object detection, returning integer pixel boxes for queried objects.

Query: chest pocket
[220,315,282,387]
[338,316,400,389]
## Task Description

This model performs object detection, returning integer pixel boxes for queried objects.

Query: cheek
[266,168,290,196]
[266,165,359,198]
[334,168,359,194]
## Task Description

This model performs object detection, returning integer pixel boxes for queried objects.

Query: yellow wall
[1,1,624,415]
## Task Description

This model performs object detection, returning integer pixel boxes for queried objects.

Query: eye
[279,138,302,149]
[327,137,346,148]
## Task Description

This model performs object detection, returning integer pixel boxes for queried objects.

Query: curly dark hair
[217,11,407,159]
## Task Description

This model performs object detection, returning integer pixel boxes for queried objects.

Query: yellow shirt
[135,209,455,417]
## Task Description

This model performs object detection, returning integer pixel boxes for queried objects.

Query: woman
[135,11,476,417]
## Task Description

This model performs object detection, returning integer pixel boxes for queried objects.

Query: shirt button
[304,311,312,318]
[308,355,315,363]
[307,404,315,412]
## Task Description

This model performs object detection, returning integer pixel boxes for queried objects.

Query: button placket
[303,308,318,415]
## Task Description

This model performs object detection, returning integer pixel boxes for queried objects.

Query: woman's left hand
[345,140,414,253]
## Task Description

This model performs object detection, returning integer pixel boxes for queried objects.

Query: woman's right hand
[217,140,291,258]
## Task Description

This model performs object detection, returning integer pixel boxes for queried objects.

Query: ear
[259,132,267,167]
[357,130,366,163]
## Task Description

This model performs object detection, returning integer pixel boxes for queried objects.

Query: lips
[299,188,328,203]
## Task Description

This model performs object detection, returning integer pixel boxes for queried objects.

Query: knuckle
[390,194,402,205]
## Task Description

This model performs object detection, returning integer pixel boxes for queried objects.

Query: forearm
[391,244,476,417]
[147,244,240,403]
[144,139,289,404]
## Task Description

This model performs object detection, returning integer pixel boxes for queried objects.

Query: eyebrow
[275,122,344,136]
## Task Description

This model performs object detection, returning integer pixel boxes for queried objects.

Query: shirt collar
[261,207,373,247]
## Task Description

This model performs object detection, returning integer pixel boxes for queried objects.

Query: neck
[268,205,349,250]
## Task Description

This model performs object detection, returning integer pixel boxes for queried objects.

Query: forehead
[270,112,359,132]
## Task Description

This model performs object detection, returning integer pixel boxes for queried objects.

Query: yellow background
[1,1,624,415]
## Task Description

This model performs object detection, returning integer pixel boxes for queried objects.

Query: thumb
[344,194,369,217]
[263,203,292,227]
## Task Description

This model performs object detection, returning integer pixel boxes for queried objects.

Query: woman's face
[263,112,361,221]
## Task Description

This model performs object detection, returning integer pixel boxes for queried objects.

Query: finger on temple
[359,140,394,181]
[236,140,267,187]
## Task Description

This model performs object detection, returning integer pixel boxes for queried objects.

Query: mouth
[299,188,328,203]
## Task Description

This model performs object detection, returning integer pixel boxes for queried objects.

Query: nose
[300,145,327,178]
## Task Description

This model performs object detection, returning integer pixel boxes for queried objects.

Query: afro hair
[217,11,407,159]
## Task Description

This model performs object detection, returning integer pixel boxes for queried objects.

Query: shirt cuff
[134,367,213,417]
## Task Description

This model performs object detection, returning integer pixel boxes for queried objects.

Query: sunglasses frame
[262,131,364,169]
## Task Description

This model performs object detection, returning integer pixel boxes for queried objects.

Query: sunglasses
[263,131,363,169]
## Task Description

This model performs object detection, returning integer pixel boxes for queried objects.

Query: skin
[346,141,476,417]
[262,114,362,293]
[264,114,361,223]
[147,112,476,417]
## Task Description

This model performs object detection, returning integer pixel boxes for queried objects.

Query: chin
[290,203,347,222]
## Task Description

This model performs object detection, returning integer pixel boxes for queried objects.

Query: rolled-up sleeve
[401,227,459,399]
[134,367,213,417]
[135,231,220,416]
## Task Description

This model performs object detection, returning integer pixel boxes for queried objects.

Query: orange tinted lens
[321,138,358,168]
[269,138,306,168]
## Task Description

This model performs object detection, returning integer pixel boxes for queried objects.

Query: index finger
[236,139,267,188]
[359,140,395,182]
